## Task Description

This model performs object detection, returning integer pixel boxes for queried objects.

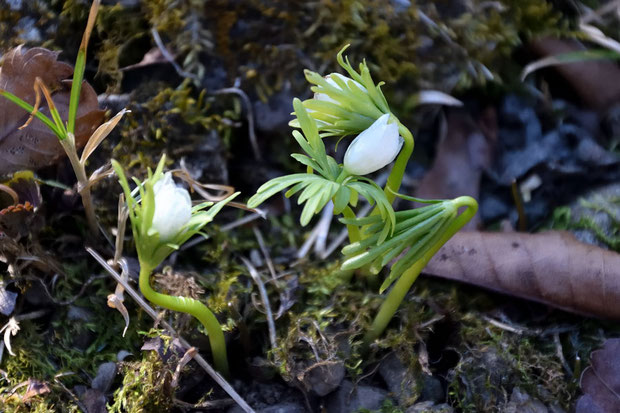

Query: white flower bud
[151,172,192,242]
[343,114,403,175]
[314,73,367,104]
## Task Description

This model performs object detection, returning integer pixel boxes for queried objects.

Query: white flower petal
[151,172,192,241]
[343,114,403,175]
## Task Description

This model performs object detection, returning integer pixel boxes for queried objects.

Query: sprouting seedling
[340,192,477,344]
[0,0,127,234]
[112,155,239,377]
[247,98,396,244]
[248,46,478,344]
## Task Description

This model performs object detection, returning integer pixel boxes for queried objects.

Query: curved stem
[384,123,414,204]
[363,196,478,345]
[139,265,230,377]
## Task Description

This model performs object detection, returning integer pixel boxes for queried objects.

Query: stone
[378,352,418,406]
[298,360,345,396]
[503,387,549,413]
[406,401,454,413]
[0,283,17,316]
[325,380,389,413]
[91,362,117,393]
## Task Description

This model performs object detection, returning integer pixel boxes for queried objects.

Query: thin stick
[151,28,201,82]
[553,332,573,376]
[86,247,256,413]
[297,201,333,259]
[214,87,261,161]
[252,226,277,281]
[240,257,277,351]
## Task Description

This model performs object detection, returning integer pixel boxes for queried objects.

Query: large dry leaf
[0,46,105,174]
[576,338,620,413]
[424,230,620,319]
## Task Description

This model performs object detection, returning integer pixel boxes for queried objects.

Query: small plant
[0,0,125,234]
[248,46,478,344]
[112,155,238,376]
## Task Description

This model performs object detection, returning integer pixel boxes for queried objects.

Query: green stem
[339,206,360,283]
[342,206,361,244]
[384,123,414,204]
[60,139,98,235]
[139,265,230,377]
[363,196,478,345]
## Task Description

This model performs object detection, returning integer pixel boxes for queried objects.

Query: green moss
[549,196,620,251]
[108,350,174,413]
[112,79,238,173]
[448,311,578,412]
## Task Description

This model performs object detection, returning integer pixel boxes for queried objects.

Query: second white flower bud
[343,114,403,176]
[314,73,367,104]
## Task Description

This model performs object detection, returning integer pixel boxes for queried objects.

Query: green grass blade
[68,0,100,134]
[0,90,62,138]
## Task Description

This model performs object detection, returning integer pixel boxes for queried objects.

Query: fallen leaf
[415,109,496,229]
[424,230,620,319]
[22,378,51,401]
[0,46,105,174]
[576,338,620,413]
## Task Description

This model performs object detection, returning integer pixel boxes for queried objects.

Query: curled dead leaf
[576,338,620,413]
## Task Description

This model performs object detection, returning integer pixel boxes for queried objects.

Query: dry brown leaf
[22,378,51,401]
[576,338,620,413]
[529,37,620,110]
[80,108,127,165]
[424,230,620,319]
[415,109,496,229]
[0,46,105,174]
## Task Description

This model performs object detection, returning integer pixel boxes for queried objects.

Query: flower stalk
[138,264,229,376]
[362,196,478,345]
[112,156,237,377]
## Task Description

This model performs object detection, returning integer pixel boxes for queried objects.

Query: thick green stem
[384,123,414,204]
[139,265,230,377]
[363,196,478,345]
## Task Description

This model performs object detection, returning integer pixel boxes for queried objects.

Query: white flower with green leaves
[249,46,478,347]
[111,156,238,270]
[111,155,238,376]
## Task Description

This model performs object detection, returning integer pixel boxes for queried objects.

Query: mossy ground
[0,1,617,412]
